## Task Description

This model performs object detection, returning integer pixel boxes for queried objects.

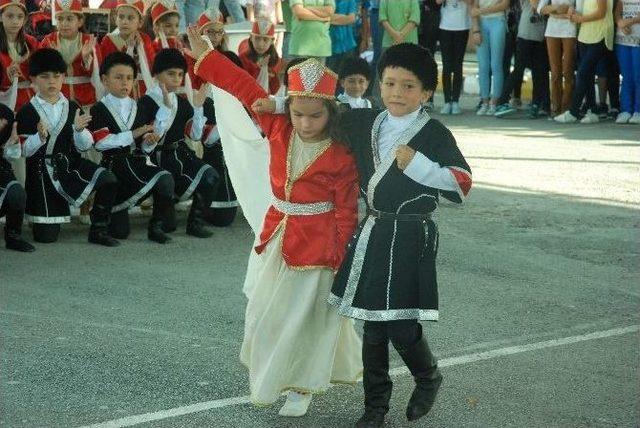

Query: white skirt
[240,229,363,405]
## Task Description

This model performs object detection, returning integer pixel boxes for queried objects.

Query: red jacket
[99,32,156,98]
[39,32,97,107]
[195,49,358,271]
[0,34,38,111]
[238,39,282,95]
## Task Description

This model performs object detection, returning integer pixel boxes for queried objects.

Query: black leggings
[440,29,469,103]
[109,173,175,239]
[363,319,422,351]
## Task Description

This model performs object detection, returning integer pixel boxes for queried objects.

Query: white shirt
[337,93,372,109]
[378,108,459,193]
[616,0,640,46]
[3,140,21,161]
[538,0,577,38]
[23,94,93,157]
[440,0,472,31]
[147,84,207,142]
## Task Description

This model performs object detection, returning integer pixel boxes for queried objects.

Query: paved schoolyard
[1,96,638,428]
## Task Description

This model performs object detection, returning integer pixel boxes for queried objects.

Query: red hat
[150,0,179,25]
[0,0,26,12]
[54,0,83,14]
[115,0,144,16]
[251,19,275,38]
[196,9,224,32]
[287,58,337,100]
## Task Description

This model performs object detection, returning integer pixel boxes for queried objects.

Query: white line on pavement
[80,324,639,428]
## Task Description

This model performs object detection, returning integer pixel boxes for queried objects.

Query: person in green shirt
[289,0,336,59]
[379,0,421,48]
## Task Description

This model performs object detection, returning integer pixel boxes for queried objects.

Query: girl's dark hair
[247,36,279,68]
[284,96,344,146]
[0,12,28,56]
[377,42,438,91]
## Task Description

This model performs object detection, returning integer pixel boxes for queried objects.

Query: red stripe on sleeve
[91,127,111,144]
[449,167,472,197]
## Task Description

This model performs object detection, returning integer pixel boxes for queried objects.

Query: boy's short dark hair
[377,43,438,91]
[283,57,308,87]
[339,56,371,82]
[152,48,187,76]
[29,48,67,77]
[100,51,138,79]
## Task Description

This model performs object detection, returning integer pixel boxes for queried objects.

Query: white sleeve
[23,134,45,158]
[270,95,287,114]
[3,142,21,161]
[95,131,134,151]
[403,151,459,191]
[154,103,173,136]
[189,106,207,140]
[73,129,94,152]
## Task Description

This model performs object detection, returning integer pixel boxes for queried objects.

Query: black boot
[395,331,443,422]
[88,204,120,247]
[356,341,392,428]
[186,193,212,238]
[148,218,171,243]
[4,210,35,252]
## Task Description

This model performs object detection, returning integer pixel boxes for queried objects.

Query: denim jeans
[569,40,608,117]
[477,16,507,100]
[208,0,246,23]
[175,0,206,33]
[616,44,640,114]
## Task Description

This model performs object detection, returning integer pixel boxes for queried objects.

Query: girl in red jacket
[187,26,362,418]
[239,18,282,95]
[0,0,37,111]
[99,0,155,98]
[40,0,100,108]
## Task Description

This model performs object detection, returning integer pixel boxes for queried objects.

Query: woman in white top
[437,0,473,114]
[539,0,577,116]
[471,0,510,115]
[613,0,640,123]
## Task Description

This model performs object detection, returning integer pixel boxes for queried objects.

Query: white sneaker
[476,104,489,116]
[554,111,578,123]
[451,102,462,115]
[615,112,632,124]
[278,391,312,417]
[487,104,497,115]
[440,102,452,115]
[629,112,640,124]
[580,111,599,124]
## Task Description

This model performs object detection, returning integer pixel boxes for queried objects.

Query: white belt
[65,76,92,84]
[271,196,334,216]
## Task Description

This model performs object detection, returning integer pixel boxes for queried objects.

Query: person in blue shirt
[327,0,358,72]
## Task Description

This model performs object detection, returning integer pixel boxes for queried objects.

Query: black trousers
[570,40,609,117]
[1,184,26,233]
[440,29,469,103]
[363,319,422,351]
[498,38,550,107]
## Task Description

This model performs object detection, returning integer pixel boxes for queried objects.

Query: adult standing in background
[209,0,248,24]
[419,0,441,109]
[379,0,421,48]
[289,0,336,62]
[327,0,358,72]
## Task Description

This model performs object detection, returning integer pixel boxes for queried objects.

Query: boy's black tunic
[202,97,238,222]
[90,99,171,212]
[329,108,471,322]
[138,92,213,201]
[0,104,19,213]
[17,98,105,223]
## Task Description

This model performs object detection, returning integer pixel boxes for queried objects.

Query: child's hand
[37,121,49,142]
[470,7,482,17]
[81,35,97,62]
[133,123,155,138]
[142,132,161,145]
[472,31,482,45]
[0,118,8,133]
[186,25,211,59]
[251,98,276,114]
[73,109,92,132]
[193,83,210,108]
[161,83,173,109]
[395,145,416,170]
[6,63,21,81]
[7,122,20,146]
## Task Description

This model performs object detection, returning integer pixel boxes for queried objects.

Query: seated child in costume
[89,52,177,244]
[238,18,283,95]
[336,56,374,110]
[17,48,120,246]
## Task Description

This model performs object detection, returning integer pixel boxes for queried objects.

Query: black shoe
[186,220,213,238]
[396,332,443,422]
[5,228,35,252]
[355,408,385,428]
[148,219,171,244]
[88,227,120,247]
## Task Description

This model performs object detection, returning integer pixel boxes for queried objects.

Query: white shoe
[278,391,312,417]
[554,111,578,123]
[487,104,497,115]
[580,111,599,124]
[629,112,640,124]
[451,102,462,115]
[476,104,489,115]
[615,112,632,124]
[440,102,452,115]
